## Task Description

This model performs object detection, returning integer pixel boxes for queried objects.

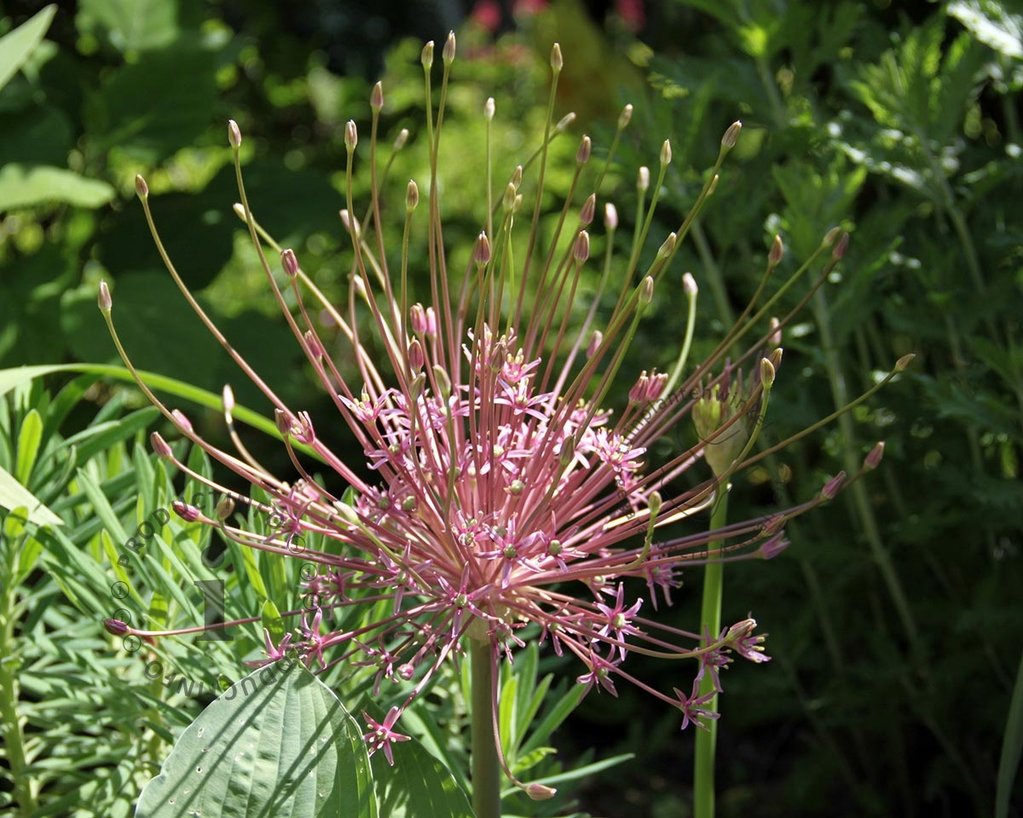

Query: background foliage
[1,0,1021,816]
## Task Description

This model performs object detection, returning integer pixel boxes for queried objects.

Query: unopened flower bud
[822,226,842,247]
[683,272,698,297]
[558,437,575,467]
[510,165,523,188]
[393,128,409,150]
[526,783,557,800]
[171,409,192,433]
[604,203,618,231]
[408,338,425,371]
[832,231,849,259]
[432,365,451,399]
[760,357,776,388]
[639,276,654,304]
[657,232,677,260]
[228,119,242,148]
[573,230,590,263]
[421,41,434,69]
[618,103,633,130]
[371,81,383,111]
[410,303,427,335]
[503,181,517,211]
[630,371,650,403]
[894,353,915,372]
[760,532,789,560]
[648,490,663,516]
[660,138,672,166]
[274,408,291,435]
[637,166,650,192]
[150,432,172,458]
[579,193,596,226]
[864,441,885,470]
[474,231,492,265]
[485,97,495,120]
[345,120,358,152]
[134,174,149,199]
[405,179,419,212]
[222,384,235,414]
[232,202,246,221]
[215,496,235,521]
[104,618,130,636]
[443,31,456,64]
[587,331,602,359]
[303,330,324,359]
[339,209,361,237]
[576,135,591,165]
[281,248,299,277]
[769,346,783,370]
[768,234,784,266]
[721,120,742,149]
[98,280,112,313]
[172,500,201,522]
[555,112,576,133]
[768,317,782,347]
[820,472,846,500]
[551,43,563,72]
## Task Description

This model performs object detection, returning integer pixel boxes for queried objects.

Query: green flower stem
[693,491,728,818]
[471,638,501,818]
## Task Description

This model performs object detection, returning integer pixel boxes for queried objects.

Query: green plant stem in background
[693,493,728,818]
[0,535,39,817]
[809,292,922,661]
[471,638,501,818]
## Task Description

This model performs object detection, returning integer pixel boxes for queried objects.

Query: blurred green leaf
[77,0,179,53]
[84,40,218,163]
[0,104,74,165]
[0,164,115,210]
[950,0,1023,60]
[0,5,56,91]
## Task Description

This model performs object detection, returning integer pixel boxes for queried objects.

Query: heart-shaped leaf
[135,661,377,818]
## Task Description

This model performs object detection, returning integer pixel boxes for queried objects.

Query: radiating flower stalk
[98,34,908,817]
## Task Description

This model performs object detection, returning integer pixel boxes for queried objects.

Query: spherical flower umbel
[99,36,900,793]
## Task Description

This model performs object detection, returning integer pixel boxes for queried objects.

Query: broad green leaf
[0,164,116,210]
[0,463,62,526]
[0,5,56,91]
[136,663,377,818]
[78,0,178,52]
[85,40,217,163]
[15,407,43,484]
[371,732,474,818]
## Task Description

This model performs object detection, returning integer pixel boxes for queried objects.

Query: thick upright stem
[693,493,728,818]
[470,638,501,818]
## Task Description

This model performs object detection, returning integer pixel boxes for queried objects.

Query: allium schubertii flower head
[100,35,905,795]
